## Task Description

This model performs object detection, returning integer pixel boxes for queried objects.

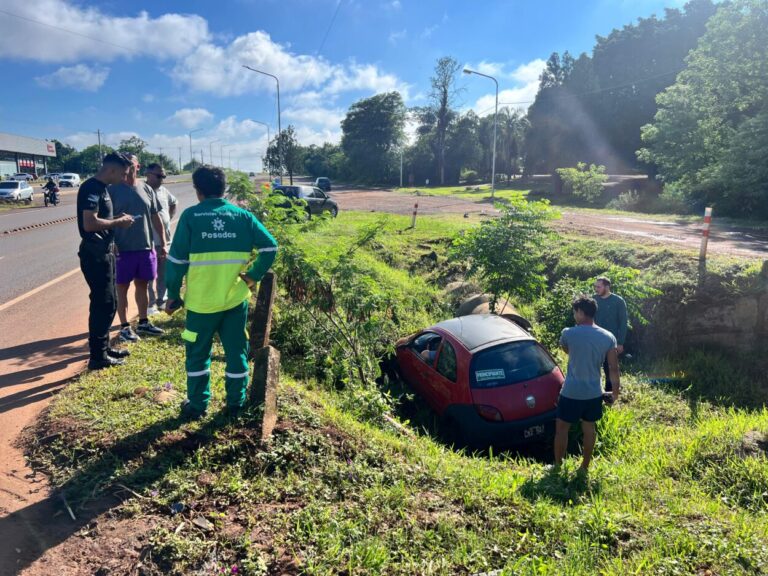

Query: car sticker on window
[475,369,505,382]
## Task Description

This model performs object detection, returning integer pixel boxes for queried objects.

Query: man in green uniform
[165,166,278,419]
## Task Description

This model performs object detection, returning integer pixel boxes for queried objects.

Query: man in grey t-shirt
[108,155,167,341]
[144,163,178,311]
[553,295,621,474]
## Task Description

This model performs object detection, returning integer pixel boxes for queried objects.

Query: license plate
[523,425,545,439]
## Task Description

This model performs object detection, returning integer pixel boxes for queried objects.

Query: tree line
[47,136,181,176]
[266,0,766,217]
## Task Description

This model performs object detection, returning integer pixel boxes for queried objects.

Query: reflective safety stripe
[225,371,250,379]
[168,254,189,264]
[181,329,198,342]
[258,247,278,253]
[187,369,210,377]
[188,259,248,267]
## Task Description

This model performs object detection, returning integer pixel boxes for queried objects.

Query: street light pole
[189,128,202,170]
[221,144,231,170]
[178,147,183,173]
[464,68,498,199]
[250,119,271,150]
[400,148,404,188]
[242,65,282,176]
[209,139,220,168]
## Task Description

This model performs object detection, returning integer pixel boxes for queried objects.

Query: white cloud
[388,29,407,45]
[168,108,214,130]
[35,64,109,91]
[142,94,156,103]
[0,0,209,63]
[284,107,345,131]
[171,30,410,101]
[470,58,547,115]
[294,125,342,147]
[387,0,402,10]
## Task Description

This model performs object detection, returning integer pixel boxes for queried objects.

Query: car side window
[312,187,325,198]
[410,332,442,365]
[436,341,458,382]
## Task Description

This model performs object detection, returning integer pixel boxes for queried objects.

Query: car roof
[432,314,533,351]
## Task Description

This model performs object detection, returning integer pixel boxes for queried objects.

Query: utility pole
[189,128,202,170]
[400,148,404,188]
[200,149,204,165]
[158,146,163,168]
[178,147,182,173]
[95,129,103,160]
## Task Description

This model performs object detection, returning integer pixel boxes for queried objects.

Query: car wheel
[439,415,466,449]
[329,205,338,218]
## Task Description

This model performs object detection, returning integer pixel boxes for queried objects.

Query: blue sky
[0,0,686,171]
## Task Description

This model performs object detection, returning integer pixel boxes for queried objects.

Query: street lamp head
[463,68,473,75]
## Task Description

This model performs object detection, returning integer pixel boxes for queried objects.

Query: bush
[556,162,608,203]
[607,189,642,211]
[462,170,479,184]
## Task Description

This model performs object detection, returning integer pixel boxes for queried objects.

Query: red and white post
[411,201,419,228]
[698,206,713,286]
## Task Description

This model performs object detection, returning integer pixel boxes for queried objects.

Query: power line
[0,8,135,54]
[316,0,343,57]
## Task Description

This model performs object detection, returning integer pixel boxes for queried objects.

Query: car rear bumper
[445,405,557,447]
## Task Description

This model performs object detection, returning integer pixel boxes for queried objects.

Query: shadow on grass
[519,466,601,505]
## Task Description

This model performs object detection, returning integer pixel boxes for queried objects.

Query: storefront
[0,132,56,179]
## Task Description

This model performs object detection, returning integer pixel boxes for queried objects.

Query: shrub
[450,197,559,309]
[556,162,608,203]
[607,189,641,211]
[462,170,479,184]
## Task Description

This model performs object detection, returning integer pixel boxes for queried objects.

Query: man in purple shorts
[108,154,168,342]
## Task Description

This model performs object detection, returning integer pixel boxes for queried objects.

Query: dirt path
[332,188,768,258]
[0,272,141,576]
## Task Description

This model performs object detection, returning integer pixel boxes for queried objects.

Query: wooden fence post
[248,271,279,442]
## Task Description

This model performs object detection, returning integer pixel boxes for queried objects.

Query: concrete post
[247,270,279,442]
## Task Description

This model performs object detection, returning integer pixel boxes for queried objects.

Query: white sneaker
[119,326,141,342]
[147,306,159,316]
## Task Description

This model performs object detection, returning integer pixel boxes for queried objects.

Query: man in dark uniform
[77,152,136,369]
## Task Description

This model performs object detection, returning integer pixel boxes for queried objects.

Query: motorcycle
[44,185,59,207]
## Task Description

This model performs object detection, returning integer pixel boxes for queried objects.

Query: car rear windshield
[470,340,556,389]
[0,182,19,188]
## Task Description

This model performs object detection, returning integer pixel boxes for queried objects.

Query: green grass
[396,183,532,205]
[26,210,768,574]
[29,317,768,574]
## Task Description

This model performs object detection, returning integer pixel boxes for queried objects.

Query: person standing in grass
[109,154,168,341]
[165,166,278,420]
[554,295,620,473]
[593,276,628,392]
[145,163,178,314]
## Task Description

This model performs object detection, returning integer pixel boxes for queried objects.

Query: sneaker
[180,399,207,421]
[119,326,141,342]
[136,321,164,336]
[107,347,131,359]
[88,356,125,370]
[147,305,159,316]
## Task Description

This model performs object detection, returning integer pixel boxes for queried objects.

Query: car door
[428,339,460,415]
[398,331,443,409]
[311,187,330,214]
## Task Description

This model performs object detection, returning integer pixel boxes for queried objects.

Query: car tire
[439,415,466,449]
[329,206,338,218]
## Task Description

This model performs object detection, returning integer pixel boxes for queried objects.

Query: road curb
[2,215,77,236]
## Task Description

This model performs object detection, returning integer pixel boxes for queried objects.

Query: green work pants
[182,300,250,413]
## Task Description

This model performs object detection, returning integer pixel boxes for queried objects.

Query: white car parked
[0,180,35,203]
[58,173,81,187]
[11,173,35,182]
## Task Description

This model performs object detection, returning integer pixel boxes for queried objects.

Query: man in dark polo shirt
[77,152,135,369]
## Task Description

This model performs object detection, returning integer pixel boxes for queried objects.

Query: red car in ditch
[394,314,564,447]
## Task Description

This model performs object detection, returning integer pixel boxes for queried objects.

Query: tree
[451,197,559,309]
[525,1,716,175]
[47,139,77,172]
[183,159,203,172]
[428,57,462,185]
[556,162,609,202]
[341,92,405,183]
[638,0,768,216]
[263,126,302,184]
[117,136,148,157]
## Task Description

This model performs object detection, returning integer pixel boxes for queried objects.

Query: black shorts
[556,395,603,423]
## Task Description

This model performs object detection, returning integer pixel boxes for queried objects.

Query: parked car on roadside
[58,173,81,187]
[392,314,564,448]
[42,173,61,181]
[0,180,35,203]
[314,177,332,192]
[272,185,339,217]
[11,173,35,182]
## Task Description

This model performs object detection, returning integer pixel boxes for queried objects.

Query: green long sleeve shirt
[166,197,278,314]
[592,293,628,345]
